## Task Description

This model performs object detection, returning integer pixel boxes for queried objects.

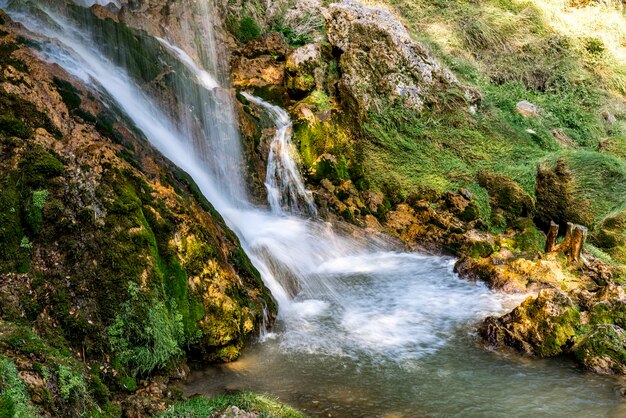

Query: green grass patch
[159,392,306,418]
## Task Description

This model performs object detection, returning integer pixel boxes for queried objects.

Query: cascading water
[2,1,623,416]
[240,92,317,217]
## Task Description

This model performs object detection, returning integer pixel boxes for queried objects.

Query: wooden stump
[570,225,588,262]
[561,222,574,252]
[545,221,559,253]
[542,220,588,262]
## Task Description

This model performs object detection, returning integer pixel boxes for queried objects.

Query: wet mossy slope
[0,13,275,417]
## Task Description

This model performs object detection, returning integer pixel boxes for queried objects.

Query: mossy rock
[535,154,626,231]
[477,171,534,225]
[574,324,626,374]
[481,289,582,358]
[591,211,626,264]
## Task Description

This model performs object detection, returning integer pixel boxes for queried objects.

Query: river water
[2,1,624,417]
[181,253,625,417]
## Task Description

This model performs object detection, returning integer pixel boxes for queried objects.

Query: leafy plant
[107,282,184,376]
[0,356,39,418]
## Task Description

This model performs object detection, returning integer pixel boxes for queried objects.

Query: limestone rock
[242,32,289,59]
[285,43,322,96]
[574,324,626,374]
[324,0,480,116]
[516,100,541,117]
[481,288,581,357]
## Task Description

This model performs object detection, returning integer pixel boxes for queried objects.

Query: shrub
[107,283,184,376]
[236,16,261,43]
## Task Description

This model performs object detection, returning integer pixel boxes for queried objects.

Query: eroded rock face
[324,0,480,116]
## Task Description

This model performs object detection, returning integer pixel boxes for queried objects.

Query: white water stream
[240,93,317,217]
[2,1,624,416]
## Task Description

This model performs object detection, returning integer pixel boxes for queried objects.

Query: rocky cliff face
[0,9,274,416]
[324,0,480,116]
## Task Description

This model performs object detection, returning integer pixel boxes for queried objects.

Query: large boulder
[481,289,582,357]
[323,0,480,116]
[592,211,626,264]
[477,171,534,226]
[574,324,626,374]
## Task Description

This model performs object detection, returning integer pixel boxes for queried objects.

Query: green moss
[574,324,626,373]
[234,16,262,43]
[590,302,626,328]
[465,240,495,259]
[159,392,306,418]
[53,77,81,112]
[0,39,27,73]
[0,115,29,138]
[538,307,581,357]
[18,146,64,188]
[510,218,545,253]
[0,90,60,139]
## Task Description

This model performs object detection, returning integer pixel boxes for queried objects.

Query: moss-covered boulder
[481,289,582,357]
[574,324,626,374]
[477,171,534,226]
[535,154,626,230]
[592,211,626,264]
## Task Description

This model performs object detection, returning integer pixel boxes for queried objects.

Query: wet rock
[481,288,582,357]
[574,324,626,374]
[455,255,530,293]
[231,55,286,89]
[285,43,322,97]
[516,100,541,117]
[324,0,480,116]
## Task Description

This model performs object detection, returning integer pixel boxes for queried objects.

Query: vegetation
[280,0,625,266]
[0,356,39,418]
[107,283,185,376]
[159,392,306,418]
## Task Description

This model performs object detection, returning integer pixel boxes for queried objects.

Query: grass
[159,392,306,418]
[293,0,625,238]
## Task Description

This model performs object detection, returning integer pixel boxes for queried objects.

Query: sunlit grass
[159,392,306,418]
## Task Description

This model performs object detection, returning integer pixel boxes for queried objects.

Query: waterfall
[240,93,317,217]
[1,0,518,358]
